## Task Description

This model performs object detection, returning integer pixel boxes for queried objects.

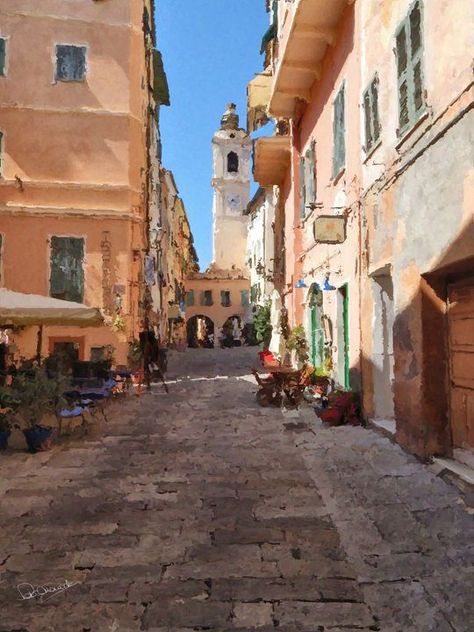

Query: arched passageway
[187,315,215,348]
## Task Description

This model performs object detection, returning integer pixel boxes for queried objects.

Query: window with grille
[332,83,346,178]
[395,1,424,135]
[363,75,381,153]
[221,291,231,307]
[50,237,85,303]
[56,45,87,82]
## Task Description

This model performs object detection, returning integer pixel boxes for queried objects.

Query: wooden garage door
[448,278,474,450]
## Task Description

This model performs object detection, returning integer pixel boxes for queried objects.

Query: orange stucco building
[250,0,473,462]
[0,0,167,364]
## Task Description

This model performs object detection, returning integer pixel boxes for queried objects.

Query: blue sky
[155,0,269,269]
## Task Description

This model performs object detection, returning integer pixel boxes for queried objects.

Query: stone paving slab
[0,348,472,631]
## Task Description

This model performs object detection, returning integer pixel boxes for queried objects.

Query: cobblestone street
[0,348,472,631]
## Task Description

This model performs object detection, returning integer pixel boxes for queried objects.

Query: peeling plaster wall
[359,0,474,457]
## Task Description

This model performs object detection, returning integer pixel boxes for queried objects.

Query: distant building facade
[186,105,250,347]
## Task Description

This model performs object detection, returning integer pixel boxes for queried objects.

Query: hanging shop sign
[313,215,346,244]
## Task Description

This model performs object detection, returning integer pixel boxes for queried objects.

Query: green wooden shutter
[371,77,380,144]
[0,39,5,76]
[333,84,345,177]
[396,24,409,132]
[410,2,424,115]
[396,2,423,135]
[241,290,249,307]
[306,141,316,204]
[299,155,306,217]
[185,290,194,307]
[363,88,372,151]
[200,291,205,306]
[50,237,84,303]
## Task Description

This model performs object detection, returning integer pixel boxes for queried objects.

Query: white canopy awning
[0,289,104,327]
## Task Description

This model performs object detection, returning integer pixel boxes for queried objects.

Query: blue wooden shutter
[0,39,5,76]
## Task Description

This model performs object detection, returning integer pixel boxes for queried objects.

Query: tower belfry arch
[211,103,251,270]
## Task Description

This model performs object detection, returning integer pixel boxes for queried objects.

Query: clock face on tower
[227,193,241,210]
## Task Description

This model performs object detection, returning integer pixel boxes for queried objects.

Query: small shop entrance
[448,277,474,451]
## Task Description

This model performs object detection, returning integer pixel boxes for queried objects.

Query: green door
[341,284,350,388]
[309,286,324,368]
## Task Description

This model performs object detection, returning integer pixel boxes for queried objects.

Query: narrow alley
[0,348,471,632]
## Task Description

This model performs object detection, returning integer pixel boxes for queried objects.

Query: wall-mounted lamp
[295,278,308,289]
[322,273,336,291]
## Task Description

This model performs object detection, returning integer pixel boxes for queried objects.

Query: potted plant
[13,369,67,453]
[286,325,309,366]
[253,302,273,350]
[0,386,20,451]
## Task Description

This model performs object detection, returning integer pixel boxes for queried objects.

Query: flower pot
[318,408,344,426]
[23,425,56,454]
[0,429,10,451]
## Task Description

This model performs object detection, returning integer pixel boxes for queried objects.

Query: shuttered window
[56,45,87,82]
[395,1,424,135]
[300,140,317,218]
[185,290,194,307]
[0,131,3,177]
[0,234,3,286]
[240,290,250,307]
[299,155,306,217]
[221,291,231,307]
[201,290,213,306]
[332,83,346,178]
[363,75,381,153]
[50,237,85,303]
[0,38,6,76]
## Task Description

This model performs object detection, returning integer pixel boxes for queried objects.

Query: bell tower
[211,104,251,270]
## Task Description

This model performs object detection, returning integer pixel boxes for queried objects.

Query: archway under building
[220,315,243,347]
[187,315,215,348]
